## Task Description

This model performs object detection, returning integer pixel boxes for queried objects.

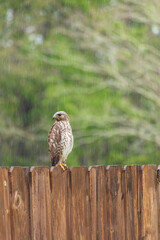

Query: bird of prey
[48,111,73,170]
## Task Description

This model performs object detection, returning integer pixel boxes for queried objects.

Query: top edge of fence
[0,164,159,173]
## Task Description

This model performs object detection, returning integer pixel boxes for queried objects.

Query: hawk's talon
[59,163,65,171]
[59,163,68,171]
[62,163,68,169]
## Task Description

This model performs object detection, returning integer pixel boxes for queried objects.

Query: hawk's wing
[48,122,61,166]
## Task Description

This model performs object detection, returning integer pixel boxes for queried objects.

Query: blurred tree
[0,0,160,166]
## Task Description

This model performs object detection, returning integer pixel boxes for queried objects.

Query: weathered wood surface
[157,165,160,240]
[30,167,52,240]
[89,166,107,240]
[106,165,125,240]
[0,167,11,240]
[139,165,158,240]
[50,166,70,240]
[10,167,30,240]
[0,165,160,240]
[123,165,140,240]
[71,167,90,240]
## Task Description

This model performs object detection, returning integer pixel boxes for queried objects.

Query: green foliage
[0,0,160,166]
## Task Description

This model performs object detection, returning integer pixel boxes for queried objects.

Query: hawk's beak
[52,114,57,119]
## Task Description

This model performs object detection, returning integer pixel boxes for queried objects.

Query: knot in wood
[13,191,22,209]
[3,180,7,187]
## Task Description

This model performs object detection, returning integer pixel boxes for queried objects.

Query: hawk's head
[52,111,69,121]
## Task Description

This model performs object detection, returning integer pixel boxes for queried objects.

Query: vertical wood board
[139,165,158,240]
[123,165,140,240]
[71,167,90,240]
[106,165,125,240]
[30,167,52,240]
[50,166,71,240]
[0,167,11,240]
[89,166,107,240]
[9,167,30,240]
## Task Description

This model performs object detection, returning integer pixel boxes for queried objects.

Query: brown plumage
[48,111,73,170]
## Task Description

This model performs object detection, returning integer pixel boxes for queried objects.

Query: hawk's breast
[59,121,73,161]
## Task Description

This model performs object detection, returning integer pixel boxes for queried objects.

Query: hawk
[48,111,73,170]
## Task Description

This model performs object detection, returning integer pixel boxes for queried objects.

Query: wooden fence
[0,165,160,240]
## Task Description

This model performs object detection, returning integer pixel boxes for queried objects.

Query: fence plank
[139,165,158,240]
[50,166,71,240]
[123,165,140,240]
[30,167,52,240]
[9,167,30,240]
[157,165,160,240]
[89,166,107,240]
[71,167,90,240]
[0,167,11,240]
[106,165,125,240]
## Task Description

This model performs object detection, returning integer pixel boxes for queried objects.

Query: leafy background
[0,0,160,167]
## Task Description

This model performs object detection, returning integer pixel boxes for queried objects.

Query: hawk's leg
[62,163,68,169]
[59,163,68,171]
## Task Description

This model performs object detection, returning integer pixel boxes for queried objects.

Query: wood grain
[139,165,158,240]
[30,167,52,240]
[0,165,160,240]
[123,165,140,240]
[0,167,11,240]
[9,167,30,240]
[106,165,125,240]
[157,165,160,240]
[71,167,90,240]
[89,166,107,240]
[50,166,71,240]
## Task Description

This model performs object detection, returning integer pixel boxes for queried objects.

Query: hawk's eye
[57,113,61,116]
